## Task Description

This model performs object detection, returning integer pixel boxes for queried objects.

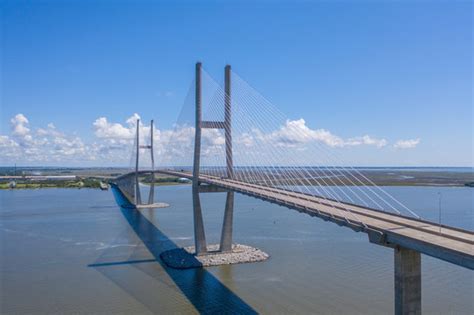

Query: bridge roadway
[152,169,473,270]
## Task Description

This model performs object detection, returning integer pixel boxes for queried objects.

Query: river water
[1,185,472,314]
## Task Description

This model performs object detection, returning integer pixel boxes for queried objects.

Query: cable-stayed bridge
[112,63,473,315]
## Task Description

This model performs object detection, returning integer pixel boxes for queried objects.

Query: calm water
[1,185,473,314]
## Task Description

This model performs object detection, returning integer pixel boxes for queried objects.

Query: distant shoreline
[1,181,472,190]
[1,167,472,190]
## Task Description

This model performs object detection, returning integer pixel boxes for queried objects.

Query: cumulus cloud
[37,122,61,137]
[11,114,30,136]
[155,125,225,166]
[393,138,421,149]
[1,114,95,164]
[265,119,345,147]
[0,135,19,148]
[345,135,387,148]
[237,119,387,149]
[0,114,419,166]
[90,114,222,162]
[236,132,255,147]
[93,113,140,140]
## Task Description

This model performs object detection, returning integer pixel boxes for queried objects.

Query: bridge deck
[154,170,473,269]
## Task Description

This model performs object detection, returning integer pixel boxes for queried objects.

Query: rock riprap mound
[160,244,269,269]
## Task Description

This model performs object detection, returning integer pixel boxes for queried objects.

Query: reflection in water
[98,186,257,314]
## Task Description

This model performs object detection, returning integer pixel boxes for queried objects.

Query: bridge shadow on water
[90,185,257,314]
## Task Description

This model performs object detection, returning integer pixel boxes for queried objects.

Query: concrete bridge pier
[192,62,208,255]
[131,118,157,207]
[219,65,234,252]
[192,186,207,254]
[219,191,234,252]
[134,120,142,205]
[394,246,421,315]
[192,62,236,255]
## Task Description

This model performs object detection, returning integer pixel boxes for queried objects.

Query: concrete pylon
[133,119,156,206]
[224,65,233,179]
[192,62,208,254]
[134,119,141,205]
[147,120,155,205]
[219,191,234,252]
[220,65,234,252]
[394,246,421,315]
[150,120,155,172]
[191,63,235,254]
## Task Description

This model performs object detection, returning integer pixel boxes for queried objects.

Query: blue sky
[1,0,472,166]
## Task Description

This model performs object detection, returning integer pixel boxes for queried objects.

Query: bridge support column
[191,63,235,255]
[147,120,155,205]
[134,119,142,205]
[220,191,234,252]
[394,246,421,315]
[193,62,207,255]
[219,65,234,253]
[224,64,233,179]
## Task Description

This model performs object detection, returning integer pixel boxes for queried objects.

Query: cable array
[145,66,419,221]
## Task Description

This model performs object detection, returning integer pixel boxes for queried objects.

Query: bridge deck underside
[148,170,473,269]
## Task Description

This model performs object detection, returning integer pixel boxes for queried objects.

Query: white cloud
[37,123,61,137]
[155,125,225,165]
[0,114,222,166]
[0,114,420,166]
[11,113,30,136]
[346,135,387,148]
[1,114,101,164]
[93,113,140,140]
[393,138,421,149]
[0,135,19,148]
[240,119,387,149]
[236,132,254,147]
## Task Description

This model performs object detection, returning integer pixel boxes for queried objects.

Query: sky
[1,0,472,167]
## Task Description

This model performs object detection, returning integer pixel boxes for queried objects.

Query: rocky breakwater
[160,244,269,269]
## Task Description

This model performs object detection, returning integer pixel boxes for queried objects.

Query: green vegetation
[0,176,188,190]
[0,179,101,190]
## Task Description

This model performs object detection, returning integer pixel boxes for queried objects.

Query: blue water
[1,185,473,314]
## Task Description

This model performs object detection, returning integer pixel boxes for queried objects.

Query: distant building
[177,178,191,183]
[99,181,109,190]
